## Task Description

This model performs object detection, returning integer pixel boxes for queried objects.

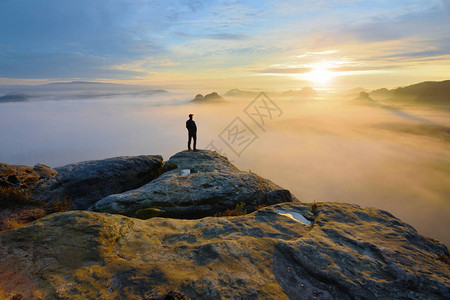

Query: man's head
[189,114,194,119]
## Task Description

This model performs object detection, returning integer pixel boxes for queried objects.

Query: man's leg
[188,133,192,151]
[193,133,197,151]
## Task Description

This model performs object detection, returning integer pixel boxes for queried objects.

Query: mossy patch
[136,208,163,219]
[164,163,178,172]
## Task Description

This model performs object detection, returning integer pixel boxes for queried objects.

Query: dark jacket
[186,119,197,133]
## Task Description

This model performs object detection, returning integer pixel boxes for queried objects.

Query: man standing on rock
[186,114,197,151]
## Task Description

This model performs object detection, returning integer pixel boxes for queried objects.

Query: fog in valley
[0,89,449,245]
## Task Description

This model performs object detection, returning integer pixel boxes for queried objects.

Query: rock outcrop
[34,155,164,210]
[191,92,225,103]
[92,150,295,219]
[0,163,56,232]
[0,202,448,299]
[192,94,204,101]
[349,91,378,105]
[0,163,56,191]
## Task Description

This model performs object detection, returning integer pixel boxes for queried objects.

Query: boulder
[92,150,295,218]
[0,163,56,190]
[0,163,56,232]
[0,202,448,299]
[34,155,163,210]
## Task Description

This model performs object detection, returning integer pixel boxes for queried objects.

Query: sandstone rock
[92,150,295,218]
[34,155,163,210]
[0,163,56,232]
[0,202,448,299]
[0,163,56,190]
[150,291,188,300]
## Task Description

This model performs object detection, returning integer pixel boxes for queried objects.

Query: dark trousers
[188,132,197,150]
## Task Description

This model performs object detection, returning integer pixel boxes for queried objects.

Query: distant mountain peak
[281,87,318,97]
[349,91,377,105]
[192,92,225,103]
[44,81,109,85]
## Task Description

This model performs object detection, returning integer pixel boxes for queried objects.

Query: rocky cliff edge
[0,150,449,299]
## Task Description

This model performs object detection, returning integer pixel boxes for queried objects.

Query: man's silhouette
[186,114,197,151]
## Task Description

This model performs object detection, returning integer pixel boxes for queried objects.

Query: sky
[0,0,449,90]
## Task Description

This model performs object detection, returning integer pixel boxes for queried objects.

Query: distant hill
[224,87,318,99]
[0,81,168,104]
[37,81,124,90]
[281,87,318,98]
[363,80,450,105]
[369,88,393,100]
[43,81,111,85]
[345,87,369,98]
[348,91,377,105]
[390,80,450,104]
[223,89,259,98]
[191,92,225,103]
[0,94,28,103]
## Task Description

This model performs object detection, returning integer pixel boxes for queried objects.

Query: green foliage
[311,201,319,215]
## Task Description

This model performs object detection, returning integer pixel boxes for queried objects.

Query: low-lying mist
[0,93,449,245]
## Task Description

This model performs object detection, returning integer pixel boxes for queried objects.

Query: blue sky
[0,0,449,89]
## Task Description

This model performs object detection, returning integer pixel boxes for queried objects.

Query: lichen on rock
[0,202,448,299]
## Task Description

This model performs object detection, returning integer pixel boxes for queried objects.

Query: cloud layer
[0,93,449,245]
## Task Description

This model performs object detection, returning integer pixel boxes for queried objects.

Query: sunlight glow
[304,67,335,86]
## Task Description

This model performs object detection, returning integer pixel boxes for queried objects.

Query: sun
[304,67,335,86]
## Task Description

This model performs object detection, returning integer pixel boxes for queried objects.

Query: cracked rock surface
[0,202,448,299]
[34,155,164,210]
[92,150,296,218]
